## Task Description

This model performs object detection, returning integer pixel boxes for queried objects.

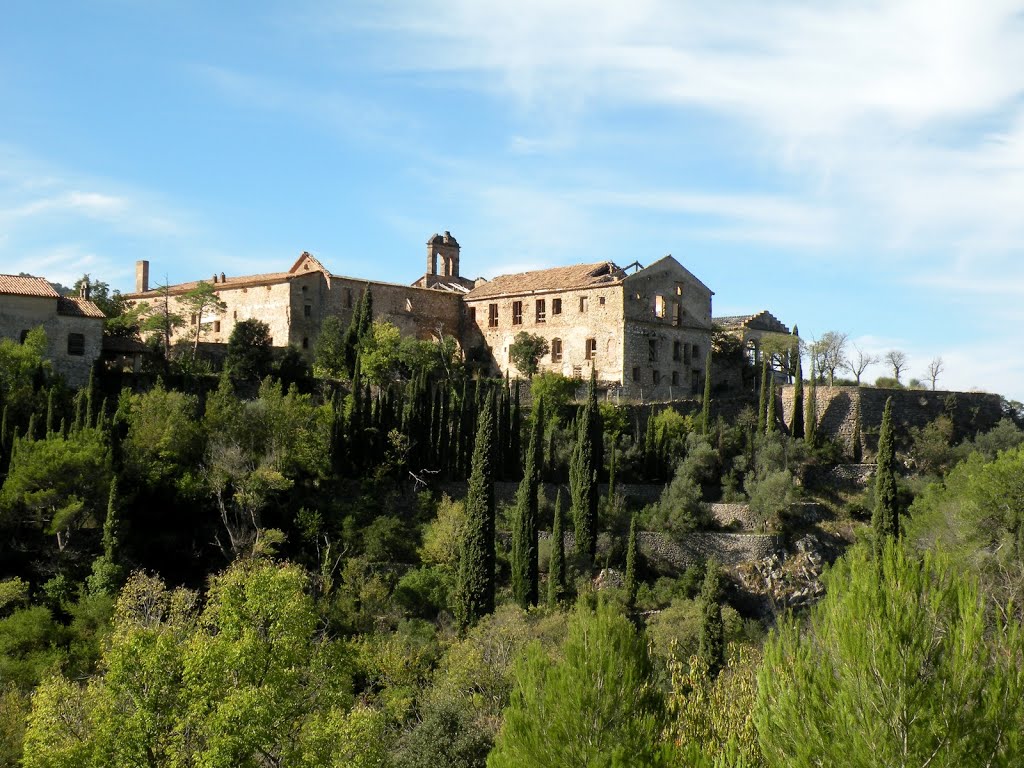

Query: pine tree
[757,358,769,435]
[698,560,725,678]
[766,377,777,433]
[700,348,713,434]
[511,397,543,607]
[805,358,818,446]
[791,340,805,438]
[872,397,899,550]
[624,513,639,610]
[548,489,566,608]
[454,398,496,628]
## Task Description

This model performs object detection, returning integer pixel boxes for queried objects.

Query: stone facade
[0,275,105,387]
[125,237,714,393]
[464,255,713,398]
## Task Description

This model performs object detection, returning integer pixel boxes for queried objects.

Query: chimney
[212,274,218,284]
[135,260,150,293]
[79,277,90,300]
[220,272,226,283]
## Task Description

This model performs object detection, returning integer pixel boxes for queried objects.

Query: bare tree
[926,356,944,391]
[844,344,879,385]
[885,350,909,383]
[810,331,849,386]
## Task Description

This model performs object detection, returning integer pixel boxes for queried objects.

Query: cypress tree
[0,405,8,472]
[624,513,639,610]
[570,386,599,564]
[45,387,56,437]
[510,378,522,479]
[872,397,900,550]
[757,358,769,435]
[85,367,96,428]
[806,358,818,446]
[700,348,713,435]
[791,335,804,438]
[607,445,617,515]
[454,398,496,628]
[766,377,777,433]
[548,489,566,608]
[698,560,725,677]
[511,397,543,607]
[26,413,37,442]
[87,477,125,596]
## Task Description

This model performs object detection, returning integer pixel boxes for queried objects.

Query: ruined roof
[715,310,790,334]
[124,271,291,299]
[0,274,61,299]
[57,297,106,319]
[466,261,626,300]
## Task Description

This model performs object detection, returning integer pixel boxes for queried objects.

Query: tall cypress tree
[791,339,805,438]
[698,560,725,678]
[872,397,899,551]
[45,387,56,437]
[510,378,522,479]
[570,374,600,563]
[624,513,639,611]
[87,478,125,596]
[757,358,769,435]
[700,348,713,435]
[548,489,566,608]
[806,358,818,446]
[766,377,777,433]
[511,397,543,607]
[454,398,496,628]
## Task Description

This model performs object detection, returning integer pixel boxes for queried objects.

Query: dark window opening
[67,333,85,356]
[653,370,660,385]
[304,303,312,318]
[551,338,563,362]
[536,299,546,323]
[673,341,681,361]
[488,304,499,328]
[512,301,523,325]
[648,339,658,362]
[302,337,309,349]
[632,366,641,382]
[552,298,563,315]
[579,296,589,312]
[672,371,680,386]
[585,338,597,360]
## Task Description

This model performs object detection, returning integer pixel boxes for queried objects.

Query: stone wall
[0,295,104,387]
[639,531,782,570]
[778,384,1003,458]
[801,463,875,492]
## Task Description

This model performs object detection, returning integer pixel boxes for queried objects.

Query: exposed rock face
[734,534,828,614]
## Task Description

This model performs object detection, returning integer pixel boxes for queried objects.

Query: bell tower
[426,231,460,279]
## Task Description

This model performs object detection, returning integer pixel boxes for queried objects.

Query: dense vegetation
[2,299,1024,766]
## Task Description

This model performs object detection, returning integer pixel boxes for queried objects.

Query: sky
[3,1,1024,399]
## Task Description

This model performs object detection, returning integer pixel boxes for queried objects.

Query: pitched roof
[466,261,626,300]
[57,296,106,319]
[0,274,60,298]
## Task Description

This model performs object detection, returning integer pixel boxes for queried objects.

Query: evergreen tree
[511,397,543,607]
[698,560,725,678]
[85,367,96,428]
[805,359,818,446]
[766,378,777,433]
[87,477,125,595]
[570,371,602,563]
[624,513,639,610]
[757,358,769,435]
[791,340,805,438]
[454,399,496,628]
[45,386,56,437]
[607,445,617,515]
[548,489,566,608]
[872,397,899,549]
[700,348,713,434]
[510,378,522,479]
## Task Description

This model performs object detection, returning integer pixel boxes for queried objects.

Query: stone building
[0,274,105,387]
[714,310,791,369]
[464,255,713,396]
[125,234,715,397]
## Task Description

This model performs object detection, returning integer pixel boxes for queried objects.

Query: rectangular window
[579,296,588,313]
[672,371,680,386]
[67,333,85,356]
[692,344,701,360]
[598,296,606,306]
[304,303,312,318]
[535,299,546,323]
[573,365,582,378]
[469,306,477,322]
[552,298,562,315]
[551,338,562,362]
[655,295,666,318]
[653,370,661,385]
[488,304,499,328]
[632,366,641,382]
[213,320,221,333]
[302,337,309,349]
[684,343,691,365]
[673,303,682,326]
[673,341,681,361]
[512,301,523,325]
[675,284,683,296]
[585,338,597,360]
[648,339,658,362]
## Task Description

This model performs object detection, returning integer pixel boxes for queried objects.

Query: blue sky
[3,1,1024,398]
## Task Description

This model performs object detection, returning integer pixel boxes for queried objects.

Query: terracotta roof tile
[57,296,106,319]
[124,272,291,299]
[0,274,60,298]
[466,261,626,300]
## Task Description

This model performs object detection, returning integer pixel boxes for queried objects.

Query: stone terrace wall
[778,385,1003,459]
